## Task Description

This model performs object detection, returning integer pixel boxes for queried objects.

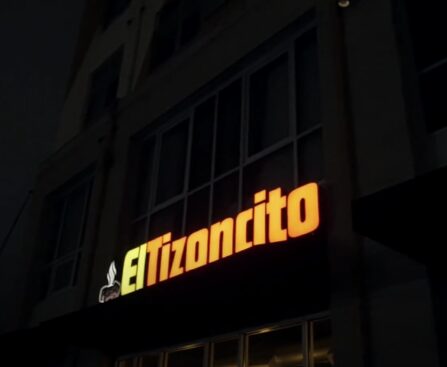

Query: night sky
[0,0,85,330]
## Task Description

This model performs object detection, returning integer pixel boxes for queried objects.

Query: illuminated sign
[119,183,320,296]
[99,261,121,303]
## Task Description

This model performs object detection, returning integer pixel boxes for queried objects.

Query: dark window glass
[190,97,215,189]
[56,185,88,258]
[419,63,447,132]
[212,172,239,222]
[140,354,160,367]
[168,347,204,367]
[243,145,294,208]
[186,187,210,234]
[215,80,242,176]
[298,131,323,184]
[406,2,447,132]
[213,339,239,367]
[85,48,122,124]
[52,258,76,292]
[149,200,184,239]
[104,0,129,28]
[118,359,134,367]
[151,1,181,68]
[313,319,334,367]
[135,138,156,216]
[249,54,290,155]
[248,326,303,367]
[156,120,189,204]
[296,30,320,133]
[201,0,226,18]
[180,0,201,46]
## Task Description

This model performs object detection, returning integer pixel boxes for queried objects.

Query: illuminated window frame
[128,16,322,252]
[115,314,332,367]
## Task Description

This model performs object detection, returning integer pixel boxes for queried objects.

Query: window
[104,0,130,28]
[85,47,123,125]
[130,26,322,264]
[150,0,226,69]
[41,175,93,298]
[115,318,333,367]
[406,1,447,132]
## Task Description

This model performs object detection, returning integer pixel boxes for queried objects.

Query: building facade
[2,0,447,366]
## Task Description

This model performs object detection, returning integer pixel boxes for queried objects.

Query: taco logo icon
[99,261,121,303]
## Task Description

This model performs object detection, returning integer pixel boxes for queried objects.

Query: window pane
[180,0,201,46]
[149,200,184,239]
[213,339,239,367]
[313,319,334,367]
[168,347,204,367]
[118,359,134,367]
[296,30,320,133]
[248,326,303,367]
[46,200,64,261]
[156,120,189,204]
[215,80,242,176]
[186,187,210,234]
[249,54,290,155]
[298,130,323,184]
[189,97,215,189]
[420,65,447,132]
[243,145,294,208]
[212,172,239,222]
[85,48,122,124]
[150,1,181,68]
[140,354,160,367]
[57,185,89,258]
[51,258,76,292]
[135,138,156,216]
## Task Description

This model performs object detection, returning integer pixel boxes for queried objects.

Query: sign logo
[98,261,121,303]
[120,183,320,296]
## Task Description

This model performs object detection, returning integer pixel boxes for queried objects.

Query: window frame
[129,19,323,250]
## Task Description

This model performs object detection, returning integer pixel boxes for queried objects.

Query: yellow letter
[170,237,186,279]
[186,228,209,272]
[121,247,140,296]
[267,188,287,243]
[253,190,267,246]
[146,236,163,286]
[136,243,147,290]
[209,218,234,263]
[287,183,320,237]
[235,208,253,253]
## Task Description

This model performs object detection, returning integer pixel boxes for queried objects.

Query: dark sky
[0,0,85,330]
[0,0,85,243]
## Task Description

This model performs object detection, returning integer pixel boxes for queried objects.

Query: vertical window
[312,319,334,367]
[167,347,205,367]
[212,339,239,367]
[406,2,447,132]
[42,176,92,297]
[150,0,227,69]
[156,120,189,204]
[85,48,123,125]
[248,326,304,367]
[249,54,290,155]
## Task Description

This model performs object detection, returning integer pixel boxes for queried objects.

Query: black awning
[352,165,447,265]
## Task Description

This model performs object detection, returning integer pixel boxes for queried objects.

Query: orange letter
[235,208,253,253]
[253,190,267,245]
[159,233,172,282]
[170,237,186,279]
[186,229,209,272]
[146,236,163,286]
[287,183,320,237]
[209,218,234,263]
[267,188,287,243]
